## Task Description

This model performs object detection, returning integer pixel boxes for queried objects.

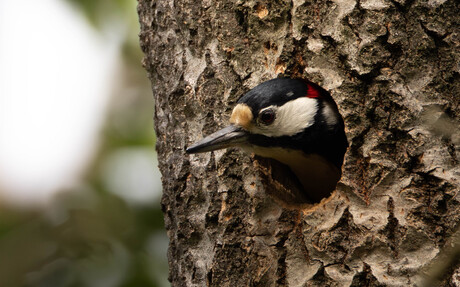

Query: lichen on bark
[138,0,460,285]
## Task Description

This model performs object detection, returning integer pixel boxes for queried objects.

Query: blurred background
[0,0,168,286]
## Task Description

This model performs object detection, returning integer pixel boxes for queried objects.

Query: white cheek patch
[249,97,318,137]
[322,102,339,127]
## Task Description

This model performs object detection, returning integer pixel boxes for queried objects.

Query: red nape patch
[305,83,320,98]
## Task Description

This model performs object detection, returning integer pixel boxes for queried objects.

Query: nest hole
[253,156,340,210]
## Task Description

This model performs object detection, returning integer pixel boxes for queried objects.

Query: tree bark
[138,0,459,286]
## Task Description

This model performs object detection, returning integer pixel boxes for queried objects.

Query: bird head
[186,77,348,202]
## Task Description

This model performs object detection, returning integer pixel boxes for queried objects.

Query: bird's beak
[186,125,249,154]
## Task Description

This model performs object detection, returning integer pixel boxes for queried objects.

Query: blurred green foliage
[0,0,167,286]
[66,0,136,30]
[66,0,146,66]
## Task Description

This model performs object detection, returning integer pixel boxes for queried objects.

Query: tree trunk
[138,0,459,286]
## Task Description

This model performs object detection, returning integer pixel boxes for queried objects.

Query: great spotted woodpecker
[186,78,348,203]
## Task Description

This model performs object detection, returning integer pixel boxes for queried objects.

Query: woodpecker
[186,78,348,203]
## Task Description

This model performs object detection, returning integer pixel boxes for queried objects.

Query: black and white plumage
[186,78,348,203]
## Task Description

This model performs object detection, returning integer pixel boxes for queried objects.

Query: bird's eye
[259,109,275,125]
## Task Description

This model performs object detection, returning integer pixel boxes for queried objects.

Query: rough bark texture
[138,0,460,286]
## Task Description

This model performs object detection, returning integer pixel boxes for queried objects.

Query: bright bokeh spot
[101,148,162,206]
[0,0,119,206]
